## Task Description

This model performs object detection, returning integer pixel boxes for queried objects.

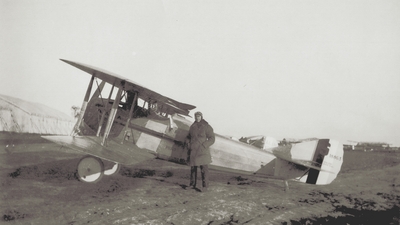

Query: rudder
[303,139,344,185]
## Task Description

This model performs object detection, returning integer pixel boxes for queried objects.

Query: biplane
[42,59,344,187]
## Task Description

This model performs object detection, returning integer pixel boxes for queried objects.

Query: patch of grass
[161,171,173,178]
[8,165,77,181]
[9,168,21,178]
[235,176,248,182]
[3,210,26,221]
[289,205,400,225]
[227,176,252,185]
[121,168,156,178]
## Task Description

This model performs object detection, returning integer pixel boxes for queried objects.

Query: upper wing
[60,59,196,116]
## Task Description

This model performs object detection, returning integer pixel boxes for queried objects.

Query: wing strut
[90,79,106,103]
[121,92,138,144]
[101,87,122,146]
[96,84,115,137]
[72,75,95,136]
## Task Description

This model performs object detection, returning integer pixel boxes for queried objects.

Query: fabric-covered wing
[60,59,196,116]
[41,135,156,165]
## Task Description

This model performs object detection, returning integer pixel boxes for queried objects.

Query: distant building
[354,142,392,152]
[342,140,358,151]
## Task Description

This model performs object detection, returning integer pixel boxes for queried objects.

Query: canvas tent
[0,94,74,135]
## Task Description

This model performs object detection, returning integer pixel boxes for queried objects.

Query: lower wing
[41,135,156,165]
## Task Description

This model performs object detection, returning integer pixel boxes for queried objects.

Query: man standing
[186,111,215,192]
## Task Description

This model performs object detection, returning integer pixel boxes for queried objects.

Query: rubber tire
[77,155,104,183]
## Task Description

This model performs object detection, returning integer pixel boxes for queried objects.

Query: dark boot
[200,165,209,191]
[189,166,197,188]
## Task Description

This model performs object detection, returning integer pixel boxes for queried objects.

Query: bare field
[1,143,399,225]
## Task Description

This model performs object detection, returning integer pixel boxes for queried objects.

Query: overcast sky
[1,0,399,146]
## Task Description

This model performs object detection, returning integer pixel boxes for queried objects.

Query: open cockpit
[238,135,279,150]
[78,78,178,138]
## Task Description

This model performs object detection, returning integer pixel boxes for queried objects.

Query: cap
[195,111,203,117]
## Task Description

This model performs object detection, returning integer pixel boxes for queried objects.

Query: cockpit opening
[239,135,278,150]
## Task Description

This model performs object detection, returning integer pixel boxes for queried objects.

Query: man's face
[195,115,202,122]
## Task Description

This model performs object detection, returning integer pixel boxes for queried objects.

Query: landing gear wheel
[104,163,121,176]
[77,156,104,183]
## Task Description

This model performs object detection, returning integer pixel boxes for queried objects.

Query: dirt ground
[1,142,399,225]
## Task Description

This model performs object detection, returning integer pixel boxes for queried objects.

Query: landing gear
[76,155,121,183]
[77,156,104,183]
[104,163,121,176]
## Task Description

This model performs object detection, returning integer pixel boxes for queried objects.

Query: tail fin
[272,139,344,185]
[299,139,344,185]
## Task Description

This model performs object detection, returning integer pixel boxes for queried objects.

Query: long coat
[186,119,215,166]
